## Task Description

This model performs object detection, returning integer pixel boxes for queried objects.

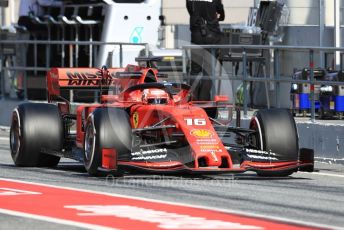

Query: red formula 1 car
[9,58,314,177]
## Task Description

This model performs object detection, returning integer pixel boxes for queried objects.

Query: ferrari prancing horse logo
[133,112,139,128]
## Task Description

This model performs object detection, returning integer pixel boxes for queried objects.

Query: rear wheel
[83,108,132,176]
[250,109,299,177]
[10,103,63,167]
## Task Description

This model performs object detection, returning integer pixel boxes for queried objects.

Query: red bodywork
[46,64,313,175]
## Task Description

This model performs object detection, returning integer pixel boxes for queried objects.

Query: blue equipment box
[298,93,320,110]
[335,96,344,112]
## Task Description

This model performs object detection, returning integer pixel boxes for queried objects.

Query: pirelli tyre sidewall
[250,109,299,177]
[10,103,63,167]
[84,108,132,176]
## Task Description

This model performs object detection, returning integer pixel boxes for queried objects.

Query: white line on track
[0,177,342,230]
[0,209,117,230]
[299,171,344,178]
[0,137,9,141]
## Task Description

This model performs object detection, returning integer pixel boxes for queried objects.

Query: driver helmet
[142,89,169,105]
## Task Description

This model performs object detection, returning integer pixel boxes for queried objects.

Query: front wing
[97,160,313,175]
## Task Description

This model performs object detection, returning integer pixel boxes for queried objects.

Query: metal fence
[1,37,344,123]
[182,44,344,122]
[0,38,149,101]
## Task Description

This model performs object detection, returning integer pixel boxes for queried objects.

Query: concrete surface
[0,130,343,229]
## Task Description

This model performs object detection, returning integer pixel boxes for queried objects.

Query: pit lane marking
[0,126,10,131]
[0,178,265,230]
[0,178,337,230]
[0,188,42,196]
[0,137,9,141]
[0,209,116,230]
[66,205,261,230]
[299,171,344,178]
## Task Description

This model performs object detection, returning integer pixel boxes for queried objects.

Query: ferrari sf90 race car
[10,58,314,177]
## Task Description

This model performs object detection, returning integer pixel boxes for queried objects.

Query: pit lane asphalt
[0,129,343,230]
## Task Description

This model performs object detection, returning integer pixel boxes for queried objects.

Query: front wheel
[83,108,132,176]
[249,109,299,177]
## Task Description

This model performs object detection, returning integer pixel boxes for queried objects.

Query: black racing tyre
[250,109,299,177]
[83,108,132,176]
[10,103,63,167]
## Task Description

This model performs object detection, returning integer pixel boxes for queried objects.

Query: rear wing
[47,67,158,99]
